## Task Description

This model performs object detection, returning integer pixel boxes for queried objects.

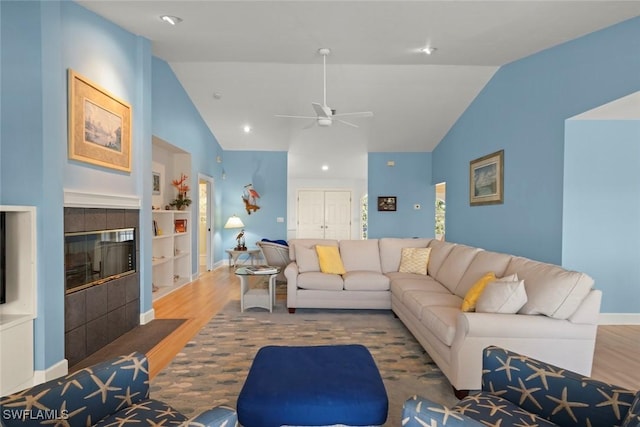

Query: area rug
[150,296,458,426]
[70,318,186,373]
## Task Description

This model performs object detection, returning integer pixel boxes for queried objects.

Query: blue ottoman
[237,344,388,427]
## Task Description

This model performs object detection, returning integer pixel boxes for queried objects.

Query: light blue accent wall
[433,16,640,264]
[563,120,640,313]
[368,152,434,238]
[221,151,287,251]
[151,58,225,271]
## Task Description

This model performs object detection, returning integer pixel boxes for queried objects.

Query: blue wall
[368,152,434,238]
[563,120,640,313]
[433,16,640,264]
[221,151,288,250]
[151,58,225,268]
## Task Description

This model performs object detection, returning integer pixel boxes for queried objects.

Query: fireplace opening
[65,228,136,294]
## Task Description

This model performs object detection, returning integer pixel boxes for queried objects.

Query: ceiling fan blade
[332,111,374,118]
[337,119,359,128]
[312,102,331,118]
[302,120,317,129]
[275,114,317,119]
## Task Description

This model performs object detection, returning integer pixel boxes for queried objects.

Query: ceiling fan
[275,48,373,128]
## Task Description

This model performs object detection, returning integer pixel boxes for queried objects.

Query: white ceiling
[77,1,640,173]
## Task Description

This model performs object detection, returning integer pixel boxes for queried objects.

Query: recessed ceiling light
[420,46,437,55]
[243,125,251,133]
[160,15,182,25]
[321,165,329,171]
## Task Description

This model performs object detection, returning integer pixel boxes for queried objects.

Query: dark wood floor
[148,268,640,390]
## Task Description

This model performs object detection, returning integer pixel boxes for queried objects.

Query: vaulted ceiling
[77,1,640,175]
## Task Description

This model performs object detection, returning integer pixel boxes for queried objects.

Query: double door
[297,190,351,240]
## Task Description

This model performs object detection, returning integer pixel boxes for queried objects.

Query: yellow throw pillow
[315,245,346,275]
[461,272,496,312]
[398,247,431,275]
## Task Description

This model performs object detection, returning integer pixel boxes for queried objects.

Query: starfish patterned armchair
[402,346,640,427]
[0,352,237,427]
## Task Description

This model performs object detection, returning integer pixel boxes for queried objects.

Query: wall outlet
[414,204,421,210]
[276,217,284,223]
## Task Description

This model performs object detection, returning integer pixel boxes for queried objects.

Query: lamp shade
[224,215,244,229]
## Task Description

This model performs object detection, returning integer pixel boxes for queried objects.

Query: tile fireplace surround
[64,207,140,367]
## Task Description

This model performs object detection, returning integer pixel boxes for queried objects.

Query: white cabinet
[152,210,192,300]
[0,206,37,396]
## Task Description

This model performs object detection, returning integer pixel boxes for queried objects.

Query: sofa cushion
[461,271,496,312]
[343,271,390,291]
[420,306,460,346]
[297,272,344,291]
[476,279,528,314]
[389,275,450,301]
[455,250,513,298]
[296,245,320,273]
[398,247,431,275]
[288,239,338,261]
[403,290,463,320]
[427,240,457,277]
[505,256,594,319]
[379,238,432,273]
[339,239,382,272]
[316,245,346,275]
[435,244,481,293]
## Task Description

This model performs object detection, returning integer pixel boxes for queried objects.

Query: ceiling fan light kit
[274,47,373,128]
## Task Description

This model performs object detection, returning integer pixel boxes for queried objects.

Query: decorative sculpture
[242,183,261,214]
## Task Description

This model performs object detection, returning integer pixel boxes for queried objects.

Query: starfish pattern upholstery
[402,346,639,427]
[0,352,237,427]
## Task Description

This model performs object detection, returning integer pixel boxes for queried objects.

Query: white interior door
[324,191,351,240]
[297,190,325,238]
[198,174,214,273]
[297,190,351,239]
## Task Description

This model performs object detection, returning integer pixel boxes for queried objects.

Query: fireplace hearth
[64,207,140,367]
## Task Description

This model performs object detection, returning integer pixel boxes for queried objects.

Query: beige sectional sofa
[284,237,601,393]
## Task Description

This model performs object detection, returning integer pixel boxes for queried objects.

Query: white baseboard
[31,358,69,389]
[599,313,640,325]
[140,308,155,325]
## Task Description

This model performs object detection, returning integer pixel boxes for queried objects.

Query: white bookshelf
[0,205,37,396]
[152,209,192,300]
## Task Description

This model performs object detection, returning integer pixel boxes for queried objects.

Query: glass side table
[234,266,281,312]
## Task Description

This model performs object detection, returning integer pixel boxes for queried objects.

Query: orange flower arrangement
[169,173,192,210]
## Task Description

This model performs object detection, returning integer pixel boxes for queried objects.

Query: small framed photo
[377,196,397,212]
[470,149,504,206]
[152,171,161,195]
[174,219,187,233]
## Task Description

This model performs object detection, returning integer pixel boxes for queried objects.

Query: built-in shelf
[152,209,192,300]
[0,205,37,396]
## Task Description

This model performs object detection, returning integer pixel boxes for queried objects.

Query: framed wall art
[470,149,504,206]
[68,69,132,172]
[377,196,397,211]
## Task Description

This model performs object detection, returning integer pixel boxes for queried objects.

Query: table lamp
[224,215,246,250]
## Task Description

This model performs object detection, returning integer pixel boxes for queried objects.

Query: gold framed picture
[469,150,504,206]
[68,69,132,172]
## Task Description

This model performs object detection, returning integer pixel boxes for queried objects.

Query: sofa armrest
[482,346,636,426]
[402,395,484,427]
[185,406,238,427]
[284,262,299,309]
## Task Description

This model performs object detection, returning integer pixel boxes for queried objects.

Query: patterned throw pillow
[398,247,431,275]
[315,245,346,275]
[461,272,496,312]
